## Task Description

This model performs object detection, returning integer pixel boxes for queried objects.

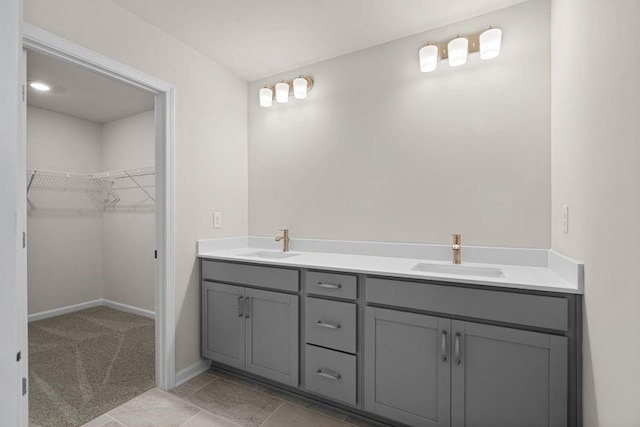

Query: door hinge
[22,84,25,102]
[22,378,27,396]
[22,232,26,249]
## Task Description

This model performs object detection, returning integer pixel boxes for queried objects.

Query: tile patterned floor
[81,368,387,427]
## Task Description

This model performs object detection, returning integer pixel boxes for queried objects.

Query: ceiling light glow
[29,81,51,92]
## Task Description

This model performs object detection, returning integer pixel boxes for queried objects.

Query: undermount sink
[240,250,300,260]
[411,262,505,278]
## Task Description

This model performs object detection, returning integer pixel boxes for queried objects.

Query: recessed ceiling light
[29,81,51,92]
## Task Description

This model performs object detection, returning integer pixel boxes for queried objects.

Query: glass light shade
[293,77,308,99]
[259,87,273,107]
[419,45,439,73]
[447,37,469,67]
[480,28,502,60]
[275,81,289,103]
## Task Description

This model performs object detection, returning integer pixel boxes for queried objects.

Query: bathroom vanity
[198,243,582,427]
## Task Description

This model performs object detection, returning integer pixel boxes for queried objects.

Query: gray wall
[27,106,105,314]
[551,0,640,425]
[248,0,551,248]
[24,0,249,373]
[102,110,155,312]
[27,107,156,315]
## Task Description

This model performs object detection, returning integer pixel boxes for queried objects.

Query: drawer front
[305,297,356,354]
[305,271,357,300]
[202,259,299,292]
[305,345,356,406]
[366,278,569,331]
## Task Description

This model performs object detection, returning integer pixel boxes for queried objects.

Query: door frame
[20,22,176,400]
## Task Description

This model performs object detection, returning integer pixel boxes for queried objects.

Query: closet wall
[27,106,104,314]
[27,106,155,316]
[102,111,155,312]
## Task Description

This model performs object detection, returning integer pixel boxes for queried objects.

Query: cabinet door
[245,288,299,387]
[201,282,245,369]
[365,307,451,427]
[451,321,568,427]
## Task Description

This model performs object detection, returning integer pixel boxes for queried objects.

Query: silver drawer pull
[316,369,342,381]
[316,282,342,290]
[316,320,341,329]
[441,330,447,362]
[244,296,251,319]
[237,296,244,317]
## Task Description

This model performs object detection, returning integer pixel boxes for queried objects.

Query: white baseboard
[28,299,103,322]
[102,299,155,319]
[175,359,211,388]
[28,299,155,322]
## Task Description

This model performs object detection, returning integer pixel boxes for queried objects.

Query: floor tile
[185,380,281,426]
[108,389,199,426]
[180,410,240,426]
[81,414,126,426]
[261,387,347,421]
[260,402,349,427]
[207,368,267,392]
[170,373,217,399]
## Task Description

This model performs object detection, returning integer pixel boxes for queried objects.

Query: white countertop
[197,238,583,294]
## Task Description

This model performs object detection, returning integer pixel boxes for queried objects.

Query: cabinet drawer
[305,345,356,406]
[305,271,357,300]
[366,277,569,331]
[202,260,298,292]
[305,297,356,354]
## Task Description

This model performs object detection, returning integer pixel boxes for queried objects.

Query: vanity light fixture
[293,76,308,99]
[259,86,274,107]
[275,81,290,103]
[417,27,502,72]
[447,36,469,67]
[419,44,439,73]
[258,75,314,108]
[480,27,502,60]
[29,81,51,91]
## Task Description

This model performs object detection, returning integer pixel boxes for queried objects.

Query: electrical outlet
[562,205,569,233]
[213,211,222,229]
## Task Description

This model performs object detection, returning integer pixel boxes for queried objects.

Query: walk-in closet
[25,49,157,427]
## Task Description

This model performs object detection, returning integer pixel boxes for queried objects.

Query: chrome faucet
[275,229,290,252]
[452,234,461,264]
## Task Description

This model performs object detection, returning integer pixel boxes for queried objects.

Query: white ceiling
[112,0,528,81]
[27,50,154,124]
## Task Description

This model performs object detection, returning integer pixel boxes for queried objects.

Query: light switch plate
[213,211,222,229]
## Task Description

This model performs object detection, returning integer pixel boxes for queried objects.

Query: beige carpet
[29,306,155,427]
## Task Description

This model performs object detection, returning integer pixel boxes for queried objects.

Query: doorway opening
[20,24,176,426]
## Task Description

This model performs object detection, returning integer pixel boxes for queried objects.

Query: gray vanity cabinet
[201,282,246,369]
[244,287,299,387]
[201,280,299,387]
[451,321,567,427]
[364,306,569,427]
[364,307,451,427]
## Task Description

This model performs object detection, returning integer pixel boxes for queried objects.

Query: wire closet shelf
[27,166,155,212]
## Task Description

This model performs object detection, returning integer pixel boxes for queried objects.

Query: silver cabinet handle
[316,320,341,329]
[455,332,461,365]
[316,282,342,290]
[441,330,447,362]
[244,296,251,318]
[316,369,341,381]
[237,296,244,317]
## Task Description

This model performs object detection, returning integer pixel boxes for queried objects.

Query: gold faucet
[452,234,461,264]
[275,229,290,252]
